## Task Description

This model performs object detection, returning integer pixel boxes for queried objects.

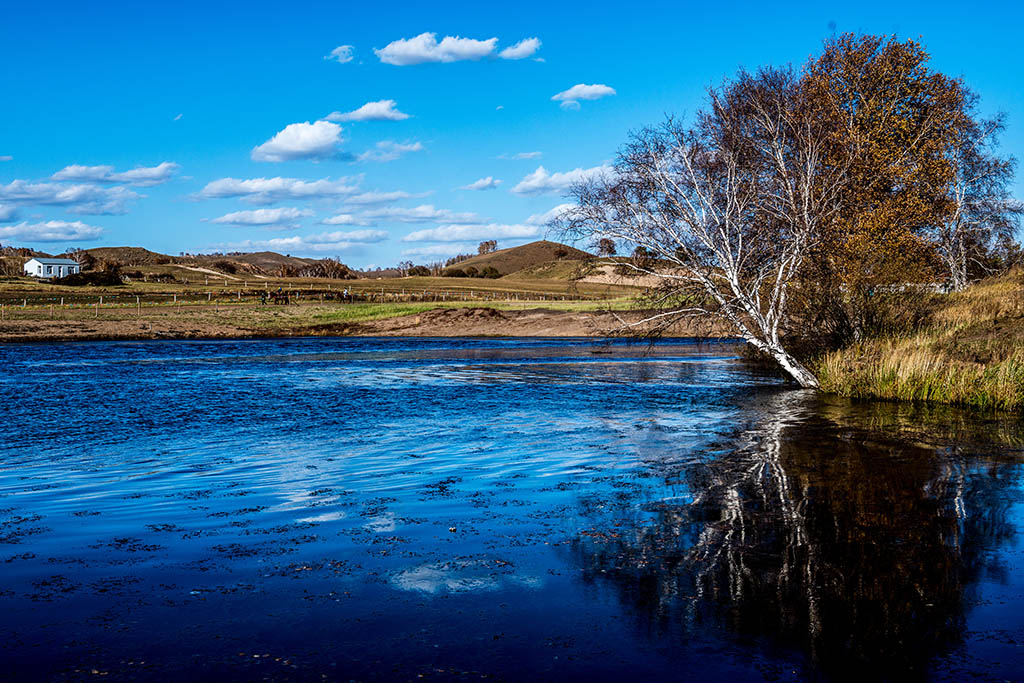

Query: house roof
[27,257,79,265]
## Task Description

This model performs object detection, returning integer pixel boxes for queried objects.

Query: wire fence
[0,286,611,318]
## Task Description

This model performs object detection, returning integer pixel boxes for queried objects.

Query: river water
[1,337,1023,680]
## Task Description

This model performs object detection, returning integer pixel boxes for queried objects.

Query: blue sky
[2,0,1022,268]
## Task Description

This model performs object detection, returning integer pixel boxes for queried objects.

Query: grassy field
[0,264,637,307]
[0,266,642,341]
[815,269,1024,411]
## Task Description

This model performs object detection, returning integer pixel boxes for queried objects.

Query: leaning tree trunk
[771,348,821,389]
[746,337,821,389]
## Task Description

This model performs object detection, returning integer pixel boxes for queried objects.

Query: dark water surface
[2,337,1024,681]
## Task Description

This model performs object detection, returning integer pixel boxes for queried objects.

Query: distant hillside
[450,240,591,276]
[0,245,51,277]
[79,246,342,276]
[85,246,172,265]
[197,251,318,272]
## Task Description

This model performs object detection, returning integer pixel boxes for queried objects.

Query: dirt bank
[0,306,725,343]
[334,306,722,337]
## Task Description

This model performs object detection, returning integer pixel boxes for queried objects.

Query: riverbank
[815,270,1024,411]
[0,300,724,342]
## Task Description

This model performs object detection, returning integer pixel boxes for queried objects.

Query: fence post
[137,295,141,317]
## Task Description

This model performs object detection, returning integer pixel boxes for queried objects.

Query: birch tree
[562,68,845,388]
[936,112,1022,290]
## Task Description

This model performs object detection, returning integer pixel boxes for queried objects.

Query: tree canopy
[561,33,1020,387]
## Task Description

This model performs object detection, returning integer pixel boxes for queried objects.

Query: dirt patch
[173,265,242,281]
[575,264,664,289]
[343,307,721,338]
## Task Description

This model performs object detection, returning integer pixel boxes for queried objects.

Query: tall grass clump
[815,270,1024,412]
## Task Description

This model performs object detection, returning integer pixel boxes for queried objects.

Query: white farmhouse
[23,257,81,279]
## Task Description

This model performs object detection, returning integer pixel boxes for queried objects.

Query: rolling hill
[448,240,591,276]
[85,246,172,265]
[199,251,318,272]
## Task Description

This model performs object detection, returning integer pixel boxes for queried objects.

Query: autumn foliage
[563,33,1020,386]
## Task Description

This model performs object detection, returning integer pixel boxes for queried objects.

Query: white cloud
[251,121,344,162]
[459,176,501,191]
[110,162,180,186]
[551,83,616,110]
[219,229,388,254]
[326,45,355,64]
[0,220,103,242]
[174,113,183,121]
[321,213,372,226]
[527,203,575,225]
[51,162,179,186]
[196,176,359,204]
[320,229,389,243]
[498,151,542,160]
[0,156,12,162]
[345,190,424,206]
[375,32,497,66]
[511,164,612,195]
[210,207,314,226]
[403,223,540,242]
[0,180,140,214]
[357,140,424,163]
[361,204,482,224]
[401,243,477,259]
[0,204,19,222]
[499,37,541,60]
[325,99,410,122]
[51,165,114,182]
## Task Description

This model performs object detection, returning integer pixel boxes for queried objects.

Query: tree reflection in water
[571,391,1024,678]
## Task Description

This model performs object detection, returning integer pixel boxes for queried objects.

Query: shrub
[480,266,501,279]
[407,265,430,276]
[212,259,238,274]
[54,270,124,286]
[444,268,467,278]
[464,266,479,277]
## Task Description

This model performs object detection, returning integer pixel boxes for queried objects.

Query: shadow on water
[570,390,1024,680]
